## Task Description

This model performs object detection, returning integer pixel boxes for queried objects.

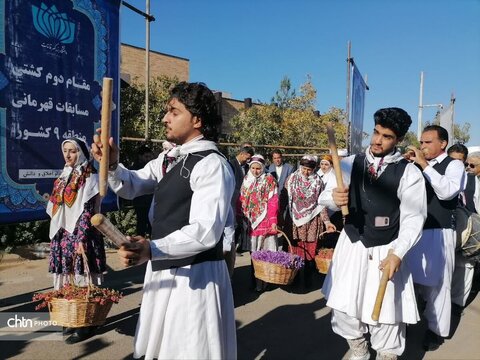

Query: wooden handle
[91,214,129,248]
[326,123,349,216]
[371,264,390,321]
[99,77,113,197]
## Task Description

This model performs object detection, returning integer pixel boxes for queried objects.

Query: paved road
[0,248,479,359]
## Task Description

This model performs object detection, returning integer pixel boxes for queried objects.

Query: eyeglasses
[465,162,479,169]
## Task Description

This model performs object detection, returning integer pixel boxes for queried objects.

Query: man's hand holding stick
[326,123,349,220]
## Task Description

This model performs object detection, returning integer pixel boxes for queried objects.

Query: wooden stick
[371,264,390,321]
[326,123,349,217]
[91,214,129,248]
[99,77,113,197]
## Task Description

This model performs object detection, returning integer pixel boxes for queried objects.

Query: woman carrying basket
[46,138,106,344]
[239,154,279,292]
[285,155,336,287]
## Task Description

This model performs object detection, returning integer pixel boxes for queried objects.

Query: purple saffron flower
[251,250,304,269]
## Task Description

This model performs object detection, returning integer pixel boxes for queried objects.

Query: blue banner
[350,61,367,155]
[0,0,120,224]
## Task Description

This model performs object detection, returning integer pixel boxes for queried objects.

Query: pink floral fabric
[239,173,278,236]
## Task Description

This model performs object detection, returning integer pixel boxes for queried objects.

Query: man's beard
[370,147,393,158]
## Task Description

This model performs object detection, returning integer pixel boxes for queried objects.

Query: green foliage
[453,122,470,144]
[120,75,179,166]
[106,207,137,237]
[399,131,420,148]
[271,76,296,109]
[230,76,347,157]
[229,105,283,158]
[0,220,50,249]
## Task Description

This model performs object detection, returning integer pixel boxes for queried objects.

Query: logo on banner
[32,3,75,44]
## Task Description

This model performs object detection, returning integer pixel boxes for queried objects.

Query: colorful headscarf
[46,138,99,239]
[320,154,333,165]
[286,162,324,227]
[240,154,277,230]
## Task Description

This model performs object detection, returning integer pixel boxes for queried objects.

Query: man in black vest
[320,108,427,360]
[405,125,465,351]
[91,82,236,359]
[447,144,479,313]
[229,145,254,252]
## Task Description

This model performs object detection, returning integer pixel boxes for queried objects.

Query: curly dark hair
[373,107,412,138]
[168,82,222,142]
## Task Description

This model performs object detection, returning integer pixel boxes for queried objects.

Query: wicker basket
[252,230,299,285]
[315,256,331,274]
[47,251,113,328]
[48,298,113,327]
[315,247,334,274]
[315,230,340,274]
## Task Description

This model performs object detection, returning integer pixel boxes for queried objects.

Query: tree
[453,122,470,144]
[230,76,347,156]
[120,75,179,166]
[399,131,420,148]
[320,107,348,150]
[271,76,296,109]
[229,104,283,157]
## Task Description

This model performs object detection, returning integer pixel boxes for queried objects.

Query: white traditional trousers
[451,253,475,307]
[331,309,406,356]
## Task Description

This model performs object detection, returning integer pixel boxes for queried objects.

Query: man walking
[405,125,465,351]
[320,107,427,360]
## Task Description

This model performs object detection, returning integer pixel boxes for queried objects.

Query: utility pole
[417,71,443,140]
[122,1,155,140]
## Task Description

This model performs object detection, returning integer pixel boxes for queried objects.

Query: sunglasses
[465,162,479,169]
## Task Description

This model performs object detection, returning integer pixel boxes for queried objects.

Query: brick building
[120,43,256,137]
[120,43,189,84]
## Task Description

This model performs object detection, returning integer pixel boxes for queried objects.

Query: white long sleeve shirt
[107,138,235,261]
[422,152,465,200]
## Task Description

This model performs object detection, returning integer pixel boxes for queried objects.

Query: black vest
[423,156,457,229]
[464,173,477,213]
[344,155,408,248]
[150,150,224,271]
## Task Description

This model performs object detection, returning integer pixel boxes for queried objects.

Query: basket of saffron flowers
[32,252,122,328]
[251,230,304,285]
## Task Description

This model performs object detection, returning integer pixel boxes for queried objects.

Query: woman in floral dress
[46,138,106,344]
[286,155,336,286]
[239,154,279,291]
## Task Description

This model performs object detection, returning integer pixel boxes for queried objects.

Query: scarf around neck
[286,169,324,226]
[240,170,277,230]
[46,139,99,239]
[364,145,404,180]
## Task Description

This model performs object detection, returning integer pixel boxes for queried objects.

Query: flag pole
[345,41,352,152]
[417,71,424,141]
[451,92,456,143]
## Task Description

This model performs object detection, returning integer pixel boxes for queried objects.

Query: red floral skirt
[290,216,322,260]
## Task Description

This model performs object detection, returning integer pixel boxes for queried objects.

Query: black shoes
[423,329,444,351]
[62,327,75,336]
[64,326,97,344]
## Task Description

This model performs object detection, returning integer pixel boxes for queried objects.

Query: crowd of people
[45,81,480,359]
